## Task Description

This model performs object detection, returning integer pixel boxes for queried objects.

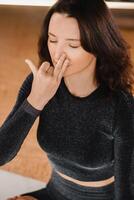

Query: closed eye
[49,40,80,49]
[70,45,80,49]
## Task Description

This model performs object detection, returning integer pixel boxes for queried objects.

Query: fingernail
[66,60,70,67]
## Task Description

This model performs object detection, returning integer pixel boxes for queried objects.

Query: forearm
[0,99,41,166]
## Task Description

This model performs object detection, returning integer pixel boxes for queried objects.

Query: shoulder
[113,89,134,140]
[21,72,33,87]
[17,72,33,97]
[116,89,134,109]
[19,72,33,90]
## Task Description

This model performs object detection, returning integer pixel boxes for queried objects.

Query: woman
[0,0,134,199]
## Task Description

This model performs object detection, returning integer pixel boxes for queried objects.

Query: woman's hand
[25,53,69,110]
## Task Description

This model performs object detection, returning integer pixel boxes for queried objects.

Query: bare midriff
[56,170,115,187]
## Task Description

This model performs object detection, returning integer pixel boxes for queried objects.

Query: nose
[53,44,67,63]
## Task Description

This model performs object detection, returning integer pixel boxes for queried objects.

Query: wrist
[27,94,48,111]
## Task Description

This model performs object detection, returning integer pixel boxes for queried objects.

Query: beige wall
[0,5,52,183]
[0,5,134,182]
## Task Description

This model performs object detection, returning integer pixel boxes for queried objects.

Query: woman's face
[47,12,96,77]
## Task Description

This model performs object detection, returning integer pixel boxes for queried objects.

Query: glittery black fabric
[21,169,114,200]
[0,73,134,199]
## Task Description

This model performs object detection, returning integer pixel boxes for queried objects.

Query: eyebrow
[48,32,80,41]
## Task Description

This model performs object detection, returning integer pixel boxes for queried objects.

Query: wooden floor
[0,5,134,183]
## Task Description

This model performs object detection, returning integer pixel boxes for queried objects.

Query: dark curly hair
[37,0,134,95]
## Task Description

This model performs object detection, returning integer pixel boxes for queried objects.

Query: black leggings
[21,169,114,200]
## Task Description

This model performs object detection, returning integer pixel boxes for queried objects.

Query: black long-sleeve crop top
[0,73,134,199]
